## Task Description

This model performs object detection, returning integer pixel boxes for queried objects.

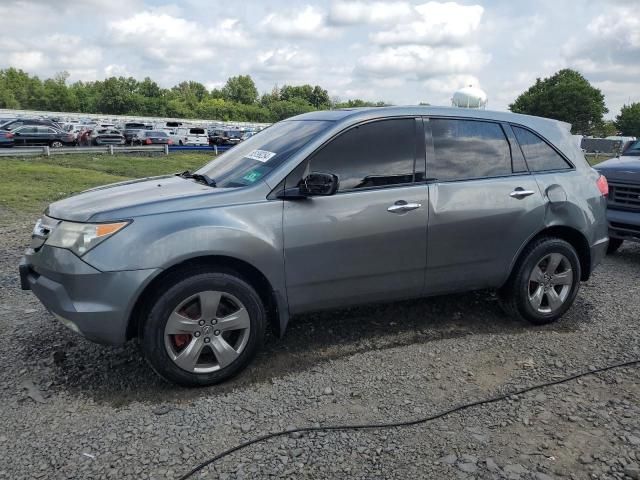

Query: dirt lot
[0,212,639,480]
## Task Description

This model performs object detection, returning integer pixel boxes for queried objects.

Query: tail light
[5,132,13,139]
[168,139,173,145]
[596,174,608,197]
[145,138,152,145]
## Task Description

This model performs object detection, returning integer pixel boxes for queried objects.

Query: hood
[594,155,640,184]
[46,175,233,222]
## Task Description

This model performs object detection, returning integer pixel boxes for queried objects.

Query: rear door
[282,117,429,313]
[424,117,546,294]
[16,126,38,146]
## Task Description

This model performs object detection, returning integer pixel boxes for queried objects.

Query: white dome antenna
[452,85,488,109]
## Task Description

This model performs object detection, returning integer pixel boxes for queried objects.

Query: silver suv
[20,107,609,387]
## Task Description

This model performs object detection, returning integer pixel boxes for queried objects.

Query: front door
[283,117,429,313]
[424,118,546,294]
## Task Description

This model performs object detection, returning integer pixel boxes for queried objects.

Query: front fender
[83,202,286,296]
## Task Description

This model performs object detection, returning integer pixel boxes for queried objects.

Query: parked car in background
[0,118,63,131]
[132,130,172,145]
[10,125,75,147]
[0,130,15,147]
[121,122,150,144]
[170,127,209,146]
[209,129,243,146]
[91,129,125,146]
[20,107,609,386]
[241,131,256,141]
[594,139,640,253]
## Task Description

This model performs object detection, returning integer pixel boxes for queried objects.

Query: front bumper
[606,208,640,243]
[20,245,159,345]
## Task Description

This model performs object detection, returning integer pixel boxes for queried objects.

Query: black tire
[606,238,623,255]
[499,237,581,325]
[50,140,63,148]
[141,270,266,387]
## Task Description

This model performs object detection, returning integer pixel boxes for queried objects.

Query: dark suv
[209,129,243,146]
[595,139,640,253]
[20,107,609,386]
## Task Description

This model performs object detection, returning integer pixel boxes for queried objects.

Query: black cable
[177,358,640,480]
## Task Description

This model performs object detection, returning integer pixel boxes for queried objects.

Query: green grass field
[0,152,215,215]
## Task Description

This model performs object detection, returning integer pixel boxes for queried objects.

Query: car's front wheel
[499,237,581,325]
[50,140,64,148]
[141,270,266,387]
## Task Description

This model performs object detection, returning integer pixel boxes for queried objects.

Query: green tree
[221,75,258,105]
[616,103,640,137]
[509,69,608,135]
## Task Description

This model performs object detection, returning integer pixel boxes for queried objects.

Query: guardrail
[0,145,168,157]
[0,144,237,158]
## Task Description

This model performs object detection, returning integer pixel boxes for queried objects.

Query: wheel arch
[505,225,592,286]
[126,255,287,341]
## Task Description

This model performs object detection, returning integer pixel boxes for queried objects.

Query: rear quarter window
[512,126,572,171]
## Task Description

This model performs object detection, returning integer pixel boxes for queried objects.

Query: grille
[609,183,640,211]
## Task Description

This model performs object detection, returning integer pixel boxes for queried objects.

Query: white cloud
[253,47,317,75]
[371,2,484,46]
[423,74,481,94]
[8,51,48,70]
[357,45,490,80]
[108,13,251,64]
[261,6,335,39]
[329,1,413,25]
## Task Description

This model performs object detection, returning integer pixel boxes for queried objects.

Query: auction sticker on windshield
[244,150,276,162]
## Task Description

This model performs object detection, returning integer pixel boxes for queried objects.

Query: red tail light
[596,174,608,197]
[5,132,13,139]
[168,139,173,145]
[145,138,152,145]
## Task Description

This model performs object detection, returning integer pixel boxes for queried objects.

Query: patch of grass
[0,151,217,215]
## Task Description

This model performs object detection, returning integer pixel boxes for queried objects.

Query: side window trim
[425,116,516,183]
[501,123,529,174]
[509,123,575,171]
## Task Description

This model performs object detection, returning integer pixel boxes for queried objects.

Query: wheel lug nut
[198,320,205,326]
[204,337,210,343]
[194,331,201,337]
[214,330,221,336]
[211,319,217,325]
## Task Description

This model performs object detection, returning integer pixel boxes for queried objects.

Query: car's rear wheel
[141,270,266,387]
[499,237,581,325]
[606,238,623,254]
[50,140,63,148]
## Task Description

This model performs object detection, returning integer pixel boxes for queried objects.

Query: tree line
[509,69,640,137]
[1,67,639,137]
[0,68,385,123]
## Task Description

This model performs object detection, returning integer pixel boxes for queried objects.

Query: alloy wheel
[527,253,573,314]
[163,290,251,373]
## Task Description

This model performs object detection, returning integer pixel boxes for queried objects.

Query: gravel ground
[1,214,639,480]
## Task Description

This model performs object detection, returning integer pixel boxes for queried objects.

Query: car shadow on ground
[16,287,594,408]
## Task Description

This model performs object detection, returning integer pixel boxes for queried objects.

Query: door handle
[510,188,536,199]
[387,202,422,214]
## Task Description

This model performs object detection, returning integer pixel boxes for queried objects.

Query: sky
[0,0,637,118]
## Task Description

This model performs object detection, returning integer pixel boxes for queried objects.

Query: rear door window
[512,126,572,171]
[429,119,512,181]
[307,118,417,191]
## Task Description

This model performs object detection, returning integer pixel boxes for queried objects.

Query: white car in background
[169,127,209,146]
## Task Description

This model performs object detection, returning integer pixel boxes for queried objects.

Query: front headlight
[46,221,129,256]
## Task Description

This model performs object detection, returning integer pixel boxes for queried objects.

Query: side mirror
[299,172,339,196]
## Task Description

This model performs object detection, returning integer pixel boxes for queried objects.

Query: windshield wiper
[176,170,217,187]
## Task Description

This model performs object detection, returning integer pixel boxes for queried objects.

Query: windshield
[190,128,205,134]
[197,120,330,188]
[147,131,168,137]
[624,140,640,156]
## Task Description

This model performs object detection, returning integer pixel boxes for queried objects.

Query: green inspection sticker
[242,170,263,183]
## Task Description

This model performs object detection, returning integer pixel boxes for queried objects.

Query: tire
[606,238,623,255]
[499,237,581,325]
[141,270,266,387]
[50,140,63,148]
[179,140,184,146]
